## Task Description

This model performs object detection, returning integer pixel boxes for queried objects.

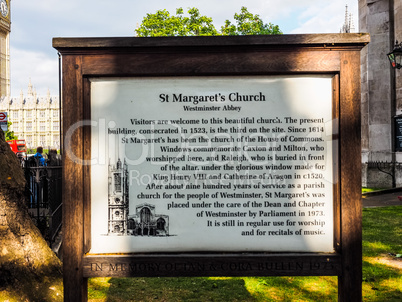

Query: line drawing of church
[107,158,169,236]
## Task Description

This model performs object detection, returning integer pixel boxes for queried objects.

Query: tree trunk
[0,130,63,301]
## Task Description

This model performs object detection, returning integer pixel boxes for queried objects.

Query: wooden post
[338,51,363,301]
[62,55,87,302]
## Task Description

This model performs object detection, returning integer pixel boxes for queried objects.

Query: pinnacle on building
[340,5,355,33]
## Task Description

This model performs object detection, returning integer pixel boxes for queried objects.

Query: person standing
[33,146,46,166]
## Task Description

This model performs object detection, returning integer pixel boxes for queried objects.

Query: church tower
[107,158,129,235]
[0,0,10,97]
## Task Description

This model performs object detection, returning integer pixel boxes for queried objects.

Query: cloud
[12,0,79,14]
[9,0,359,97]
[290,2,358,34]
[11,48,59,97]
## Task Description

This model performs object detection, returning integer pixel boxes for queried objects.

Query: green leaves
[136,6,282,37]
[136,7,218,37]
[221,6,283,35]
[5,121,17,141]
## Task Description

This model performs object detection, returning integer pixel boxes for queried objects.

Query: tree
[136,6,282,37]
[221,6,282,35]
[0,129,62,300]
[136,7,218,37]
[4,121,17,141]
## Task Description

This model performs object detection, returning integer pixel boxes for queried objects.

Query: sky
[10,1,358,97]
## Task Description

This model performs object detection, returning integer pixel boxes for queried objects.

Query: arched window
[140,207,151,223]
[128,219,135,229]
[157,218,165,230]
[114,173,122,192]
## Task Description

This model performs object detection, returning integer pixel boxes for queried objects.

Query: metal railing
[24,157,62,244]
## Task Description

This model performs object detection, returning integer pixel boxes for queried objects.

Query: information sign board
[53,34,369,302]
[89,76,336,254]
[395,116,402,151]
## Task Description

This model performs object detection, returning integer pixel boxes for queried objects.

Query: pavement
[362,188,402,208]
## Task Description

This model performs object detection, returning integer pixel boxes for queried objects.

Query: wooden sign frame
[53,34,369,302]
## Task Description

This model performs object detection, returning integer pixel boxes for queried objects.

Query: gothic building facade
[0,2,60,150]
[107,158,169,236]
[0,80,60,149]
[127,204,169,236]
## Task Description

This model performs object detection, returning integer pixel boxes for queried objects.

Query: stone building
[0,1,60,151]
[108,158,130,235]
[0,80,60,150]
[0,0,10,97]
[127,204,169,237]
[359,0,402,187]
[107,158,169,236]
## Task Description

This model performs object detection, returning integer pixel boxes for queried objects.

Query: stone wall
[395,0,402,114]
[363,162,402,188]
[359,0,402,187]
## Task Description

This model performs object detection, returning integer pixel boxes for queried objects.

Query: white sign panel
[89,76,336,254]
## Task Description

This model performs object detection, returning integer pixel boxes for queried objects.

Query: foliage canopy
[136,6,282,37]
[221,6,282,35]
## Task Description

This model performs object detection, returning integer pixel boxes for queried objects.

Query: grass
[362,187,387,193]
[86,206,402,302]
[361,206,402,301]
